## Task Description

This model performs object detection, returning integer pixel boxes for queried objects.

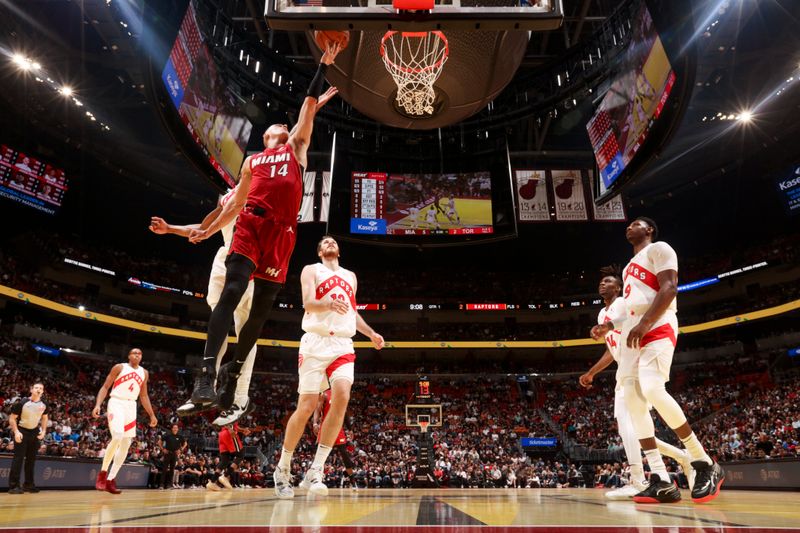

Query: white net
[380,31,449,116]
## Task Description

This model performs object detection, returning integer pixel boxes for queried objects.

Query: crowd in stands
[2,329,799,491]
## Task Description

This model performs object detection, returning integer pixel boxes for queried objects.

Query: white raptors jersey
[110,363,146,401]
[302,264,357,338]
[597,298,624,361]
[623,241,678,315]
[219,188,238,249]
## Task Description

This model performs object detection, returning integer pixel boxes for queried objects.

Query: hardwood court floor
[2,487,799,532]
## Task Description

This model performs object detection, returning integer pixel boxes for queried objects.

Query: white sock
[278,448,293,470]
[644,449,669,481]
[630,464,645,485]
[107,438,132,481]
[101,438,121,472]
[311,444,332,470]
[680,432,712,465]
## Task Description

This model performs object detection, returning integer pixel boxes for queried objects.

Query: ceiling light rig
[6,52,112,132]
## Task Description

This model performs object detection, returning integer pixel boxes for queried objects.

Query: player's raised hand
[315,87,339,111]
[579,372,593,389]
[149,216,169,234]
[188,228,209,244]
[321,42,342,65]
[370,332,385,350]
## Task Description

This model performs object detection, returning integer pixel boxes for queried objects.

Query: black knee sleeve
[231,279,281,370]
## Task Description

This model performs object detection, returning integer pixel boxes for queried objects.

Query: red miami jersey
[109,363,146,401]
[219,423,242,453]
[597,298,624,361]
[247,143,303,223]
[623,241,678,315]
[319,389,347,445]
[302,264,357,338]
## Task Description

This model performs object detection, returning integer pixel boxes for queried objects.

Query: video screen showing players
[161,1,253,187]
[586,2,675,195]
[0,145,68,215]
[350,171,493,236]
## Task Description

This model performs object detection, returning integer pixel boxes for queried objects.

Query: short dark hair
[31,381,44,389]
[599,265,623,288]
[317,235,336,254]
[634,216,659,241]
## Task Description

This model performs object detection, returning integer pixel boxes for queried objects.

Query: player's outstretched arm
[190,164,250,243]
[288,42,341,168]
[139,370,158,427]
[93,364,123,418]
[149,204,223,239]
[579,349,613,389]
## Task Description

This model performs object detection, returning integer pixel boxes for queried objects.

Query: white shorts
[298,332,355,394]
[207,247,255,330]
[618,311,678,381]
[107,397,137,438]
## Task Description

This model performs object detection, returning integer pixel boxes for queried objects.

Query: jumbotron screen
[161,1,253,186]
[0,144,68,215]
[350,172,493,236]
[586,2,675,196]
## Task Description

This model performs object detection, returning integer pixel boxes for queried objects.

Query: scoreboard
[351,172,386,220]
[0,145,68,215]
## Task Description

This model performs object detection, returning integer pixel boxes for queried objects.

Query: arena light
[59,86,73,96]
[12,53,39,71]
[737,110,753,123]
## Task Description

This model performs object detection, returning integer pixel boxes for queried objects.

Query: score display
[350,171,493,236]
[0,145,68,215]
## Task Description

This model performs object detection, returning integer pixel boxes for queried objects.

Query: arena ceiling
[0,0,798,261]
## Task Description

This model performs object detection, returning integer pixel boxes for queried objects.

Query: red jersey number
[270,163,289,178]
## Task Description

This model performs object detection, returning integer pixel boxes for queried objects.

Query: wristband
[307,63,328,99]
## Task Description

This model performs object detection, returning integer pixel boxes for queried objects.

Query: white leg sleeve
[107,437,132,481]
[622,377,655,441]
[638,366,687,430]
[617,409,642,467]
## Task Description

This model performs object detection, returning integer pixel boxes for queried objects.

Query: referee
[162,424,186,489]
[8,381,48,494]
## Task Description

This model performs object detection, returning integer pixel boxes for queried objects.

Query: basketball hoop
[380,30,449,116]
[419,420,430,433]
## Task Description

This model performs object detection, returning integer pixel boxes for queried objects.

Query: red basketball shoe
[105,478,122,495]
[95,470,108,491]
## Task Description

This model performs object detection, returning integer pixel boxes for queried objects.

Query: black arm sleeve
[306,63,329,99]
[10,398,26,417]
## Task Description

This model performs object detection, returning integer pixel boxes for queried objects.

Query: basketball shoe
[105,479,122,495]
[206,481,221,492]
[213,399,255,427]
[215,362,240,410]
[676,451,696,491]
[218,474,233,490]
[300,466,328,497]
[605,479,647,500]
[191,372,216,405]
[691,461,725,503]
[177,399,216,417]
[274,466,294,499]
[95,470,108,491]
[632,474,680,504]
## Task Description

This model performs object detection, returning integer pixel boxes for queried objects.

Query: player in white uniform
[581,267,693,500]
[445,195,461,225]
[273,235,384,499]
[592,217,724,504]
[148,187,257,426]
[425,205,440,229]
[92,348,157,494]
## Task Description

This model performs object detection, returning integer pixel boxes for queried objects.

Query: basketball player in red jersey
[92,348,158,494]
[184,42,343,410]
[274,236,384,498]
[312,388,358,489]
[592,217,724,504]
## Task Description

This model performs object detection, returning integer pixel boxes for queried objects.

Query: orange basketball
[314,30,350,52]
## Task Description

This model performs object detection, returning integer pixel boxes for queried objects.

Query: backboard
[405,403,443,428]
[265,0,564,31]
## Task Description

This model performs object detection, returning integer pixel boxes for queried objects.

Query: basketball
[314,30,350,52]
